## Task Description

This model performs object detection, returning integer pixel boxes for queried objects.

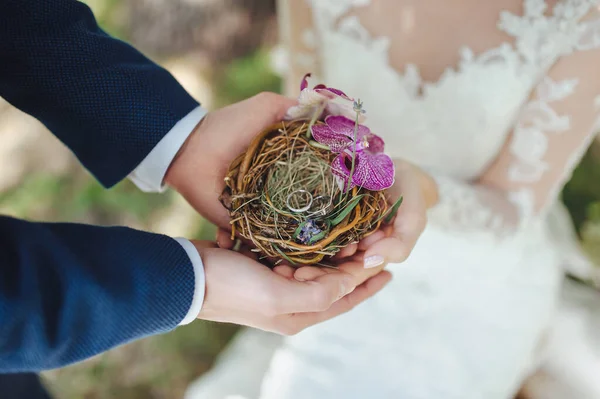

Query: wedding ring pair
[286,190,331,216]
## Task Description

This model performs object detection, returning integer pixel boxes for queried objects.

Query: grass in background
[0,173,170,224]
[212,49,282,107]
[563,142,600,265]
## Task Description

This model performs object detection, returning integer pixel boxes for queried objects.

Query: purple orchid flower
[311,115,395,192]
[285,73,365,121]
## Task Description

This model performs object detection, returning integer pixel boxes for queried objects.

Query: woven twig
[220,120,388,265]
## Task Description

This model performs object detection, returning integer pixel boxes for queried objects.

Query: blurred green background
[1,1,600,398]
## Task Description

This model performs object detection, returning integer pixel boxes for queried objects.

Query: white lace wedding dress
[186,1,600,398]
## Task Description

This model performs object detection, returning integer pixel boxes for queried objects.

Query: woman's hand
[217,159,438,269]
[359,159,438,267]
[194,240,392,335]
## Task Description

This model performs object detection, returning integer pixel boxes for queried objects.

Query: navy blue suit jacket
[0,0,199,372]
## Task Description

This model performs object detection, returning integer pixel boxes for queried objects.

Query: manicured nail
[364,255,385,269]
[338,278,353,299]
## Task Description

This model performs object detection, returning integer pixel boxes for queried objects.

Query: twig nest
[220,120,389,266]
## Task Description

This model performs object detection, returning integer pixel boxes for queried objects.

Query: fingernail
[364,255,385,269]
[338,278,353,299]
[295,276,306,282]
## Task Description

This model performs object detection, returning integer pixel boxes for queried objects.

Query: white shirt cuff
[129,106,208,193]
[174,237,206,325]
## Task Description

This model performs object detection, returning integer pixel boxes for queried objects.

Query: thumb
[364,161,428,264]
[277,271,356,314]
[244,92,298,126]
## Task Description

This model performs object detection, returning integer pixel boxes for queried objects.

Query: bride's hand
[216,159,438,268]
[359,160,438,267]
[193,240,392,335]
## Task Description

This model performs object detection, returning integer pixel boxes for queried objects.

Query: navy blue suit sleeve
[0,216,195,372]
[0,0,200,187]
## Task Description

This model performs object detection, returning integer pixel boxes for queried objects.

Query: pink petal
[331,154,356,191]
[331,151,395,192]
[300,73,311,91]
[325,115,370,140]
[365,133,385,154]
[311,124,352,153]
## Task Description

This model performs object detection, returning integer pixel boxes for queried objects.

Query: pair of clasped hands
[166,93,438,335]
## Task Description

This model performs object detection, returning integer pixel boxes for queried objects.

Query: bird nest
[220,120,390,266]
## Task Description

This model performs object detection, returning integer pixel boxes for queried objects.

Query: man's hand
[165,92,297,229]
[193,241,392,335]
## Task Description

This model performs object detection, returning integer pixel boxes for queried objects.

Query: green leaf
[307,227,330,244]
[384,196,404,224]
[293,223,304,240]
[273,245,296,266]
[330,194,365,226]
[308,140,331,151]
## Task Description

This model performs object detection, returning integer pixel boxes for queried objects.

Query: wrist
[394,160,439,208]
[164,116,207,191]
[188,241,220,320]
[173,237,207,325]
[414,165,439,208]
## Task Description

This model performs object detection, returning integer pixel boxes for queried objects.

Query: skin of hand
[163,92,392,333]
[165,92,298,229]
[192,240,392,335]
[216,158,439,268]
[359,159,439,268]
[213,161,438,319]
[165,92,436,331]
[168,91,438,267]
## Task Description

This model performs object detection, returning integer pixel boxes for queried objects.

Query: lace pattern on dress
[295,0,600,235]
[502,1,600,220]
[430,175,519,237]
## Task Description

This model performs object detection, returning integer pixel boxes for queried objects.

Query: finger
[216,229,234,249]
[273,265,296,279]
[357,230,386,251]
[238,246,259,260]
[326,250,367,266]
[365,162,427,264]
[190,240,219,250]
[334,243,358,259]
[251,92,299,123]
[291,271,393,328]
[275,270,356,314]
[336,259,388,286]
[228,93,297,139]
[293,266,334,282]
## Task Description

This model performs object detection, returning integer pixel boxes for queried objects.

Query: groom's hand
[165,92,297,229]
[192,241,392,335]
